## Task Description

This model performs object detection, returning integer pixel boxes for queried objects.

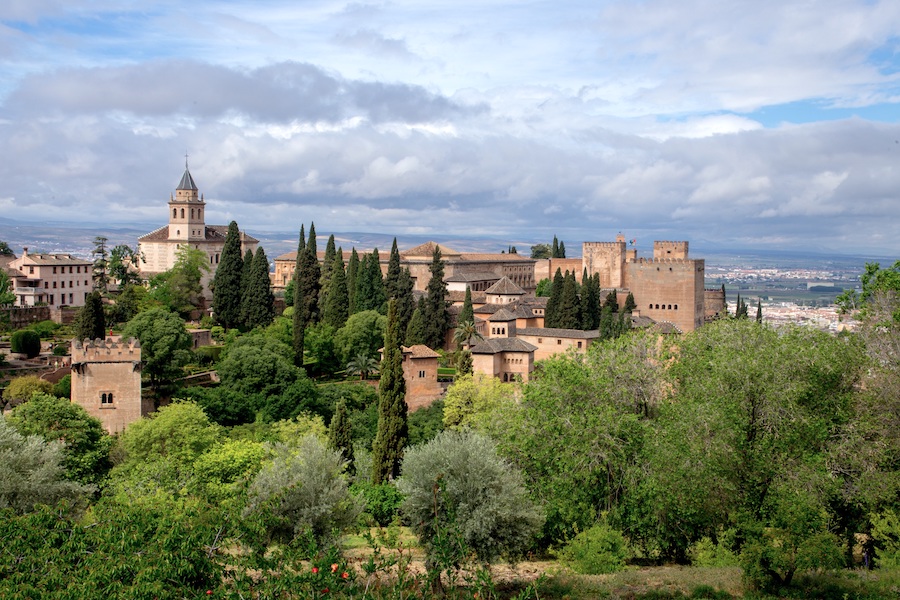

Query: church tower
[167,158,206,242]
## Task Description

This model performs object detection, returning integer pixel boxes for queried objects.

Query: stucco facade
[7,250,93,308]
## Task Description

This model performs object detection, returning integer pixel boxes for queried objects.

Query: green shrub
[11,330,41,358]
[28,320,59,339]
[557,520,629,574]
[871,509,900,569]
[52,343,69,357]
[688,534,739,567]
[53,375,71,399]
[351,480,404,526]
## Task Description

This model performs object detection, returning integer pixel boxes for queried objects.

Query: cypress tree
[558,240,566,258]
[75,291,106,341]
[319,234,337,311]
[605,289,619,313]
[551,235,559,259]
[395,267,415,336]
[624,291,637,313]
[406,302,426,346]
[385,238,402,299]
[241,247,275,330]
[367,248,386,312]
[544,268,564,328]
[372,298,408,484]
[756,299,763,323]
[212,221,244,329]
[459,287,474,325]
[292,224,305,363]
[329,398,355,475]
[422,246,450,349]
[581,268,600,330]
[347,248,360,314]
[323,250,349,329]
[599,304,614,340]
[239,248,254,328]
[294,224,322,366]
[557,270,581,329]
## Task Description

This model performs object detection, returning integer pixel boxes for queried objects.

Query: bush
[28,320,60,339]
[688,533,739,567]
[51,343,69,357]
[11,330,41,358]
[397,430,544,566]
[871,509,900,569]
[557,520,629,574]
[2,375,54,407]
[351,480,404,526]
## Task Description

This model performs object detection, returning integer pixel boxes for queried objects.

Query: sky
[1,1,899,257]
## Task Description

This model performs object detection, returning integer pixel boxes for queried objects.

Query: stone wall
[625,258,705,332]
[582,241,627,288]
[704,287,726,320]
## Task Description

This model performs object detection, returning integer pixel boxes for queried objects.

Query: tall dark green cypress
[558,240,566,258]
[240,247,275,330]
[372,298,408,484]
[422,246,450,349]
[347,248,360,314]
[581,268,600,330]
[624,291,637,313]
[557,271,581,329]
[604,289,619,313]
[385,238,402,299]
[75,290,106,341]
[212,221,244,329]
[323,249,349,329]
[395,267,415,336]
[329,398,355,475]
[406,300,426,346]
[459,287,474,325]
[551,235,560,259]
[292,225,306,365]
[319,234,337,312]
[294,224,322,367]
[756,299,763,323]
[361,249,386,313]
[239,248,254,328]
[544,268,564,328]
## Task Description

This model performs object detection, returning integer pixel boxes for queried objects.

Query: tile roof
[138,225,257,243]
[402,344,441,358]
[488,308,518,322]
[485,276,525,295]
[448,290,486,303]
[518,327,600,339]
[457,253,534,263]
[445,271,501,283]
[177,167,198,191]
[17,253,91,266]
[470,338,537,354]
[400,241,461,258]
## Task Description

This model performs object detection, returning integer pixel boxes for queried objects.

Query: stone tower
[70,338,149,434]
[167,158,206,242]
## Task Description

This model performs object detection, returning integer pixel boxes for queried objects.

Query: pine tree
[459,287,474,325]
[557,271,581,329]
[323,250,349,329]
[422,246,450,349]
[558,240,566,258]
[551,236,559,259]
[241,247,275,330]
[212,221,244,329]
[372,299,408,484]
[91,236,110,294]
[385,238,402,299]
[347,248,360,314]
[75,291,105,341]
[328,399,355,475]
[292,225,306,364]
[544,268,564,328]
[406,300,426,346]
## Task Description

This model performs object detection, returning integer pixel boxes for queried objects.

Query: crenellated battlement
[632,257,702,266]
[653,241,689,259]
[584,241,626,248]
[71,338,141,363]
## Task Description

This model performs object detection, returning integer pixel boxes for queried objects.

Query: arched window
[191,208,195,219]
[655,304,660,309]
[180,208,185,218]
[674,305,678,310]
[173,208,177,218]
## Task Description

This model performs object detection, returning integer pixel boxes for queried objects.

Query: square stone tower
[71,338,149,434]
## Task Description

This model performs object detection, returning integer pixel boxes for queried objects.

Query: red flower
[331,563,339,573]
[322,588,329,594]
[311,566,319,574]
[341,572,349,579]
[206,592,212,596]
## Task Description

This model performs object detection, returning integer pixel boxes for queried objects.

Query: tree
[581,270,601,330]
[397,430,543,570]
[217,335,301,408]
[394,267,416,336]
[552,235,559,259]
[328,399,355,475]
[530,243,551,259]
[319,234,337,312]
[240,247,275,330]
[836,260,900,316]
[0,240,13,256]
[604,289,619,313]
[0,418,93,513]
[1,375,54,411]
[148,245,210,316]
[624,291,637,313]
[123,307,192,391]
[355,249,386,313]
[734,293,748,319]
[453,319,481,350]
[245,436,361,546]
[10,330,41,358]
[442,372,517,430]
[335,309,387,367]
[120,401,220,466]
[7,392,112,485]
[74,290,105,341]
[213,221,245,329]
[346,352,379,380]
[756,298,763,323]
[559,240,566,258]
[556,270,581,329]
[535,278,552,297]
[91,236,110,294]
[372,299,407,484]
[304,322,341,377]
[293,224,321,367]
[544,268,564,328]
[322,251,349,329]
[405,304,426,346]
[108,244,143,287]
[347,248,360,314]
[385,238,402,300]
[459,287,474,325]
[422,246,450,349]
[0,268,14,307]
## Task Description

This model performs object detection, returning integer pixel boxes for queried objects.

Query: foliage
[304,321,341,376]
[53,374,71,398]
[535,277,551,297]
[443,373,517,430]
[335,309,387,365]
[322,250,349,329]
[837,260,900,316]
[459,287,474,325]
[245,436,361,546]
[147,244,210,316]
[347,247,360,314]
[329,399,355,474]
[0,268,14,307]
[27,319,60,338]
[346,351,380,380]
[398,430,544,566]
[0,417,93,513]
[422,246,451,349]
[556,270,581,329]
[688,533,739,568]
[108,244,143,286]
[2,375,53,408]
[7,392,112,486]
[11,329,41,357]
[212,220,245,329]
[408,399,445,446]
[91,235,110,293]
[185,386,256,427]
[557,520,629,574]
[870,509,900,568]
[121,401,220,465]
[241,245,275,330]
[351,480,404,526]
[293,223,321,367]
[74,290,105,341]
[106,282,147,324]
[544,268,564,327]
[372,299,407,484]
[123,307,192,390]
[531,243,552,259]
[405,304,426,346]
[355,249,387,313]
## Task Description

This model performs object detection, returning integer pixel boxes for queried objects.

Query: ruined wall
[625,258,705,332]
[582,241,626,288]
[70,338,150,434]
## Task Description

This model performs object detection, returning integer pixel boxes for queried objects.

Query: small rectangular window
[52,267,57,274]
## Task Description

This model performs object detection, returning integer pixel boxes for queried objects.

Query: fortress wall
[704,287,726,320]
[71,338,148,434]
[582,241,627,288]
[653,241,689,259]
[625,258,705,332]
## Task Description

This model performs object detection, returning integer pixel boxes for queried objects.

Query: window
[76,266,80,273]
[49,294,54,305]
[52,281,57,288]
[674,304,678,310]
[191,208,195,219]
[173,208,177,218]
[180,208,185,218]
[577,341,582,349]
[69,293,73,304]
[418,370,425,378]
[44,282,48,289]
[101,392,114,405]
[52,267,57,274]
[557,339,562,345]
[537,338,543,343]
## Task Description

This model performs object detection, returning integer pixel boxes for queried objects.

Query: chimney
[22,247,28,256]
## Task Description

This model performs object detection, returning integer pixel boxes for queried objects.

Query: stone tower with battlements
[70,338,150,434]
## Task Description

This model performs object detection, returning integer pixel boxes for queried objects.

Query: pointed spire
[177,154,198,191]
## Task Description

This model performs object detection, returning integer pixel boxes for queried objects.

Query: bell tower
[168,155,206,242]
